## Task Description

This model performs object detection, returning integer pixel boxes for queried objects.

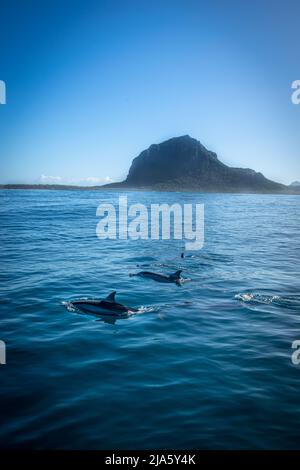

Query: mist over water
[0,190,299,449]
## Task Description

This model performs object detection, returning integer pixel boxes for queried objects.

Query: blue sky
[0,0,299,185]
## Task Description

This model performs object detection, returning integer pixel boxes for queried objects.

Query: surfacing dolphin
[69,291,138,317]
[130,270,183,285]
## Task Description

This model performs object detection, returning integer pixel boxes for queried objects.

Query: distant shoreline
[1,183,300,195]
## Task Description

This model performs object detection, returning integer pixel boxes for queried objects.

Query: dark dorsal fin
[172,270,182,279]
[105,291,116,302]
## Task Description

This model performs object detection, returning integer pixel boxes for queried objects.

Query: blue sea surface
[0,190,299,449]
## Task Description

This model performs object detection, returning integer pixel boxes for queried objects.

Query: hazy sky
[0,0,299,185]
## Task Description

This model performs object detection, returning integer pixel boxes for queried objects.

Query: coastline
[1,183,300,195]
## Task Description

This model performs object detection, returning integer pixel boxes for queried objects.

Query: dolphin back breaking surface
[131,269,183,284]
[64,291,138,317]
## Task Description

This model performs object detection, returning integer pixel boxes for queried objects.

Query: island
[1,135,299,194]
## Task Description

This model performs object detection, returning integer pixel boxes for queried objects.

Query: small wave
[135,305,159,314]
[235,292,300,308]
[235,293,280,304]
[62,300,78,312]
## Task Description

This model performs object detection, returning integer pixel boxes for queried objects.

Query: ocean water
[0,189,300,450]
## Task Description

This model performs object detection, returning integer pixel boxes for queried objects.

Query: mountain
[104,135,291,193]
[290,181,300,187]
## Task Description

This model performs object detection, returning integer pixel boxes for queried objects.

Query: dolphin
[69,291,138,317]
[130,270,183,285]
